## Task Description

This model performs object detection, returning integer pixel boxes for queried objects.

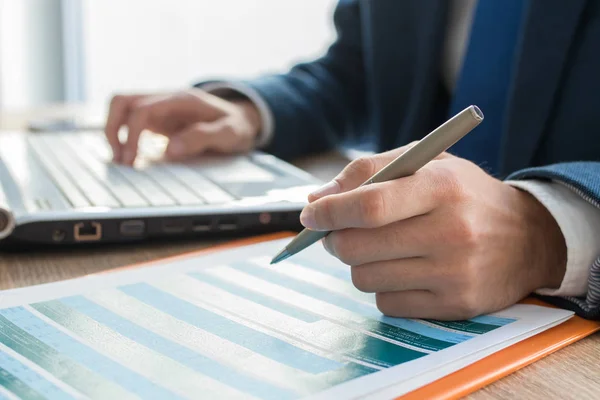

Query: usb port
[192,218,213,232]
[120,220,145,236]
[217,216,237,231]
[162,219,187,234]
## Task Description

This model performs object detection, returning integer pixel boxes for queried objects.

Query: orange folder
[95,232,600,399]
[400,298,600,399]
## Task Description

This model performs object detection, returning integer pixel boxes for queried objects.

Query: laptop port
[74,222,102,242]
[217,216,237,231]
[52,229,66,242]
[120,220,145,236]
[162,219,187,234]
[192,218,213,232]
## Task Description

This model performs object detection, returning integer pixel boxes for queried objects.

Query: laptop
[0,131,321,246]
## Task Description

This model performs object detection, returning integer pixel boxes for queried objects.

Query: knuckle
[441,259,483,319]
[316,197,337,228]
[375,293,399,317]
[450,214,479,247]
[449,291,481,320]
[428,161,466,202]
[110,94,127,109]
[345,157,376,180]
[110,94,126,105]
[130,102,150,120]
[358,188,386,227]
[453,259,479,290]
[150,102,168,121]
[351,264,389,293]
[192,122,210,136]
[351,265,378,293]
[220,120,237,137]
[330,232,358,265]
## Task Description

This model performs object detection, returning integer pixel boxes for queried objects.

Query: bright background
[0,0,337,109]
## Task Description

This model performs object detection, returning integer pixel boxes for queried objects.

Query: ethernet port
[74,222,102,242]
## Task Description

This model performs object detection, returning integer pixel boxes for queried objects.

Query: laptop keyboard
[0,134,72,212]
[2,132,245,211]
[0,130,319,214]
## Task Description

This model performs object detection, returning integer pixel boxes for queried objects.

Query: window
[0,0,336,109]
[0,0,67,108]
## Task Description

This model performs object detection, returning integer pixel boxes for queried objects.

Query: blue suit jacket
[209,0,600,318]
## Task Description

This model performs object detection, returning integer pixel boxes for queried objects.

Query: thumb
[165,122,222,160]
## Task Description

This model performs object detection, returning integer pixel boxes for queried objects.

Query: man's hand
[300,146,567,320]
[105,89,262,165]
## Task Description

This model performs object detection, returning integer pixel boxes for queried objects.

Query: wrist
[514,187,567,290]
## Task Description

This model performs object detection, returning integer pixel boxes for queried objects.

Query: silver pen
[271,105,484,264]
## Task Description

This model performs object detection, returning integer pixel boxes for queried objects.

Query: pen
[271,105,484,264]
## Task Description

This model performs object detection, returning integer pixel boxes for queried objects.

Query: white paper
[0,238,573,400]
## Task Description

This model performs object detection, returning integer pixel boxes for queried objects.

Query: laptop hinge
[0,188,16,240]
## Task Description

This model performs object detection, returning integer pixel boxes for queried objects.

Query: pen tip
[271,249,292,265]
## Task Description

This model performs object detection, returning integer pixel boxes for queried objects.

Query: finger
[376,290,483,320]
[105,94,144,162]
[165,122,223,159]
[375,291,439,318]
[375,291,446,319]
[150,91,225,124]
[301,161,457,231]
[121,105,151,166]
[308,145,415,202]
[349,257,439,293]
[308,141,452,202]
[322,215,435,265]
[121,93,220,165]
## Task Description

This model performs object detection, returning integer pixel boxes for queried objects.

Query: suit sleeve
[197,0,367,161]
[508,161,600,319]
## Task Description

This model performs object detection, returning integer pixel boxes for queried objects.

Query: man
[104,0,600,320]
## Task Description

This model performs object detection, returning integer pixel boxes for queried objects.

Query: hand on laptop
[105,89,262,165]
[299,145,567,320]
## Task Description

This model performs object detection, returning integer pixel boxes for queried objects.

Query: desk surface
[1,105,599,399]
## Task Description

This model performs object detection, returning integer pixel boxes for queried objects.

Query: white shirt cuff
[506,179,600,297]
[201,81,275,148]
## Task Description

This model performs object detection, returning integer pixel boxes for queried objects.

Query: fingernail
[300,206,318,230]
[309,181,339,199]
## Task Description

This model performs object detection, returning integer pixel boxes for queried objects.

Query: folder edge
[399,300,600,399]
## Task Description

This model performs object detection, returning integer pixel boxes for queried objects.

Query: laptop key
[76,133,177,207]
[138,164,204,205]
[0,134,71,212]
[27,138,91,208]
[36,135,121,208]
[195,156,276,183]
[160,164,235,204]
[79,131,114,160]
[57,135,149,208]
[110,165,178,207]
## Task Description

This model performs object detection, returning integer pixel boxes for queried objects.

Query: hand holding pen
[273,106,567,321]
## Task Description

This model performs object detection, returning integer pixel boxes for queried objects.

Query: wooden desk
[1,105,598,399]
